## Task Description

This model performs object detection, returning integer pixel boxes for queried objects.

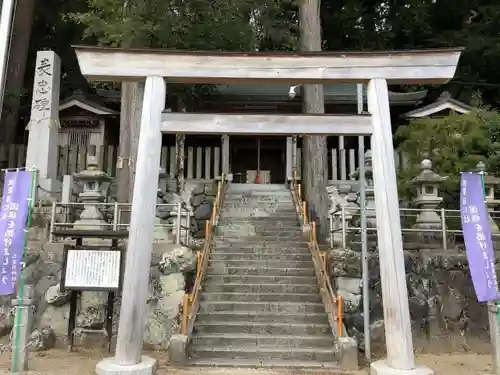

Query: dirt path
[0,349,493,375]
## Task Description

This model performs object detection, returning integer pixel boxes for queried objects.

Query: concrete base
[370,360,433,375]
[339,336,358,370]
[95,356,157,375]
[169,334,188,365]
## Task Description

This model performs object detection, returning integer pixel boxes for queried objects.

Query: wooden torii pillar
[74,46,462,375]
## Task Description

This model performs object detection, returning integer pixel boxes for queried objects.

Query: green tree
[395,109,500,208]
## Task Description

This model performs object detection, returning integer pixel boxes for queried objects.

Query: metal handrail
[49,201,192,245]
[181,176,226,336]
[290,168,344,337]
[327,206,488,250]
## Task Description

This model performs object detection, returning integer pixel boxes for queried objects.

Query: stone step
[203,283,318,294]
[211,252,311,262]
[218,217,300,223]
[204,274,317,285]
[218,223,300,231]
[189,345,336,363]
[196,311,328,324]
[199,301,325,314]
[209,259,313,269]
[201,292,321,303]
[226,187,290,193]
[223,200,294,206]
[207,266,314,277]
[221,204,296,209]
[194,321,330,335]
[219,212,298,219]
[221,211,297,218]
[190,333,335,348]
[223,204,296,210]
[223,195,294,200]
[187,357,342,369]
[216,230,304,238]
[214,243,309,251]
[215,237,309,244]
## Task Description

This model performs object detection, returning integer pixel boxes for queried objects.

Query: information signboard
[60,245,124,292]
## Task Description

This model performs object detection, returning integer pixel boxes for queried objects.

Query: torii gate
[74,46,462,375]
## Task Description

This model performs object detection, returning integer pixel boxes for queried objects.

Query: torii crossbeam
[74,46,462,375]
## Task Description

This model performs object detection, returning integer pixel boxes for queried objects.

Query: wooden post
[222,134,230,176]
[196,147,202,179]
[169,146,176,179]
[187,147,194,179]
[286,137,293,183]
[213,147,220,178]
[367,78,425,375]
[204,147,211,180]
[112,76,165,367]
[339,136,347,180]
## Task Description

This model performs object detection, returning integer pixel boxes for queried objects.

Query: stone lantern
[476,161,500,234]
[411,159,447,242]
[73,155,112,230]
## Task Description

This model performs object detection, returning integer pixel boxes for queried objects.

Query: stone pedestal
[95,356,157,375]
[370,360,433,375]
[73,156,112,231]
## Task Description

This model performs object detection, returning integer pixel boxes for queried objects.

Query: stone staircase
[188,183,339,368]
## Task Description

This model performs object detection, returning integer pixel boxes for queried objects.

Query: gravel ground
[0,348,493,375]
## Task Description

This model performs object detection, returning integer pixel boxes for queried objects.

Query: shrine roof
[59,94,118,116]
[403,92,472,118]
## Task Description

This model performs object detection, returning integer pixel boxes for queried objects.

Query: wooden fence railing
[0,144,408,182]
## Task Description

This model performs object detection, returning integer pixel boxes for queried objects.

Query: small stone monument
[154,167,174,243]
[410,158,447,246]
[352,150,377,245]
[476,161,500,234]
[73,155,112,230]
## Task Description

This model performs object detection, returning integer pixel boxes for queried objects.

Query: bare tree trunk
[117,82,143,207]
[0,0,35,146]
[299,0,329,241]
[127,82,144,202]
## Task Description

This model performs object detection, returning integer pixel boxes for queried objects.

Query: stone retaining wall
[0,241,197,351]
[329,244,489,353]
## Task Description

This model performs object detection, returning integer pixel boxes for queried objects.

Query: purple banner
[461,172,499,302]
[0,171,32,296]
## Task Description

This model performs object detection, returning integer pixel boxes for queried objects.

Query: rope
[12,167,36,372]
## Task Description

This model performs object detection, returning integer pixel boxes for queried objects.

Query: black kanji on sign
[34,97,50,112]
[36,80,50,95]
[37,58,52,76]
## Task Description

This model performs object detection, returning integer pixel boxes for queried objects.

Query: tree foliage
[395,109,500,208]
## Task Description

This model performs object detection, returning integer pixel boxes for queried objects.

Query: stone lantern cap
[476,161,500,185]
[73,155,112,182]
[411,158,448,185]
